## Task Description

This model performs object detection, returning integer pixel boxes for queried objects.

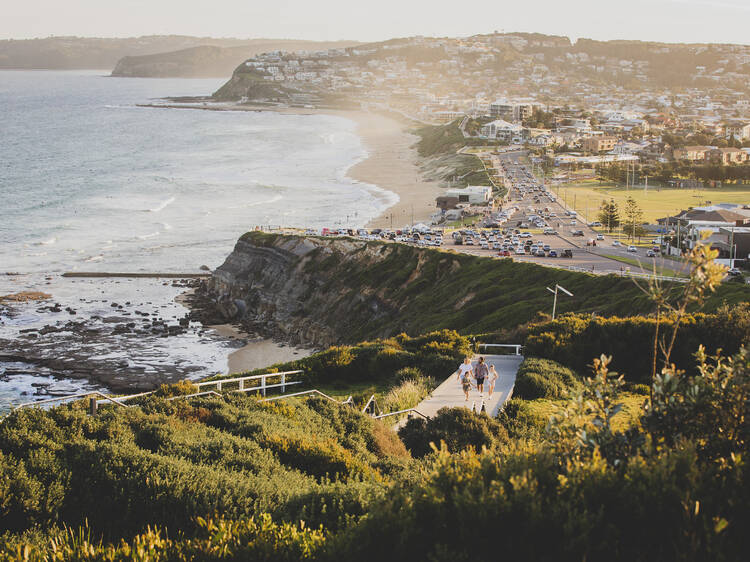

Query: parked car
[562,249,573,258]
[627,245,638,253]
[646,250,656,257]
[572,230,585,237]
[548,250,558,258]
[612,240,621,246]
[596,234,604,240]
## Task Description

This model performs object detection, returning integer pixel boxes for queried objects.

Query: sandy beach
[337,110,442,229]
[209,324,313,374]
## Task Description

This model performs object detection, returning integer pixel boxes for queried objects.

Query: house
[444,185,493,205]
[673,146,711,161]
[707,147,749,165]
[582,136,617,153]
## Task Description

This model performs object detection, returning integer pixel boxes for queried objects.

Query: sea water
[0,70,396,410]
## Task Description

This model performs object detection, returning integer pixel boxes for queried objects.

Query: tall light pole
[546,284,573,320]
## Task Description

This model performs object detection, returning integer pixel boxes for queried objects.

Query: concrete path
[414,354,523,418]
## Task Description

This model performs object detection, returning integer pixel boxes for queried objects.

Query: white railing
[262,389,353,405]
[478,343,523,355]
[373,408,428,420]
[195,370,303,397]
[15,391,129,411]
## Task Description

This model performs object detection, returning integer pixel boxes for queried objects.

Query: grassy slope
[249,233,750,342]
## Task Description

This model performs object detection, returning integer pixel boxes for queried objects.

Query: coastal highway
[453,151,688,278]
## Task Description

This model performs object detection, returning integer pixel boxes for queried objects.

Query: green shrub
[513,358,580,399]
[523,304,750,383]
[398,407,508,458]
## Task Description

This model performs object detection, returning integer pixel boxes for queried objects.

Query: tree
[597,199,620,232]
[622,197,644,241]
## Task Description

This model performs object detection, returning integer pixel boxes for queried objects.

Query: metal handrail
[14,391,129,410]
[165,391,223,401]
[196,370,303,388]
[262,389,353,404]
[373,408,428,420]
[361,394,382,415]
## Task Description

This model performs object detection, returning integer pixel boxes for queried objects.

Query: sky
[3,0,750,45]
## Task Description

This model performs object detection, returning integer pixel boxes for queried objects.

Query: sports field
[555,180,750,223]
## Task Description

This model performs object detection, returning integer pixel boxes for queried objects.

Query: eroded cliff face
[201,233,408,348]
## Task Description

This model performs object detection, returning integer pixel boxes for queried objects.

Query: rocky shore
[0,278,231,397]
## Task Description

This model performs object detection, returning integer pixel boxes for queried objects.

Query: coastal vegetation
[2,342,748,559]
[213,232,750,348]
[2,235,748,559]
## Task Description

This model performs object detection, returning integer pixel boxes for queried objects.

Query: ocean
[0,70,396,411]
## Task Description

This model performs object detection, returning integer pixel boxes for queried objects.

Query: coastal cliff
[195,232,750,349]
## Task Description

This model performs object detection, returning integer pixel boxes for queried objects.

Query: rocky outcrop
[197,233,402,348]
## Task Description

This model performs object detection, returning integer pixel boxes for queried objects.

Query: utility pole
[730,226,735,268]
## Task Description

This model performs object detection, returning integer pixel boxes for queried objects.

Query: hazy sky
[3,0,750,45]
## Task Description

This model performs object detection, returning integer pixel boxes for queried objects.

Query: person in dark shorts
[474,356,489,397]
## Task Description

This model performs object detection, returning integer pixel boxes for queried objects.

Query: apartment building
[707,147,749,165]
[673,145,711,161]
[582,136,617,153]
[725,122,750,141]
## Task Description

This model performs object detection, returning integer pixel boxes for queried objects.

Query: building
[436,196,459,210]
[725,122,750,141]
[489,100,534,122]
[582,136,617,153]
[444,185,493,205]
[480,119,523,141]
[707,147,749,165]
[673,145,711,161]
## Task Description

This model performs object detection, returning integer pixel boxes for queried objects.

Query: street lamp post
[546,284,574,320]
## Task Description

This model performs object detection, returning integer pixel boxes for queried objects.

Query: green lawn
[557,181,750,223]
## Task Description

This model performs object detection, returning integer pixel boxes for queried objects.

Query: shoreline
[208,323,313,374]
[139,101,443,229]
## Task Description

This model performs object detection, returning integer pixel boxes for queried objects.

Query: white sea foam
[148,196,175,213]
[37,237,57,246]
[85,254,104,262]
[136,232,160,240]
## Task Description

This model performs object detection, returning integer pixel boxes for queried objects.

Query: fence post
[89,397,97,416]
[217,381,222,391]
[239,378,244,391]
[261,375,266,397]
[281,373,286,393]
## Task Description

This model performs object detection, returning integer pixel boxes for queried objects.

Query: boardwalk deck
[414,354,523,418]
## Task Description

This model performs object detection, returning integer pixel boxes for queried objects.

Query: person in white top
[456,357,474,401]
[486,364,498,397]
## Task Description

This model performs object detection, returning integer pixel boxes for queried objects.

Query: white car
[613,240,621,247]
[627,245,638,253]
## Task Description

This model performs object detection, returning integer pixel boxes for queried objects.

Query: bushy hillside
[203,232,750,347]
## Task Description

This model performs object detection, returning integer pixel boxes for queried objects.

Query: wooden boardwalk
[414,354,523,418]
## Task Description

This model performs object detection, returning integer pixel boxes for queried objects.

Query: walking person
[474,356,489,398]
[456,357,474,401]
[486,364,498,398]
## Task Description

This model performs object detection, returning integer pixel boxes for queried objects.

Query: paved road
[413,354,523,418]
[453,150,688,278]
